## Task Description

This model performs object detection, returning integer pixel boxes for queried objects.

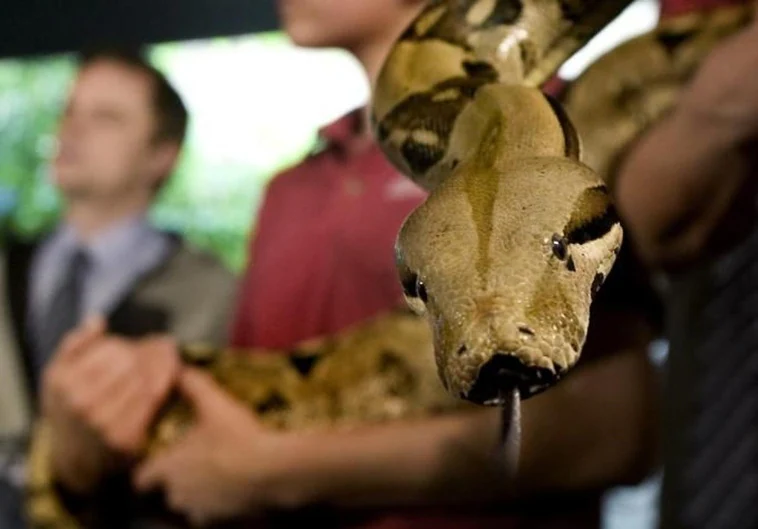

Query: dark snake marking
[288,353,322,376]
[544,93,582,160]
[564,186,619,245]
[559,0,589,23]
[477,0,525,28]
[255,391,290,414]
[655,28,699,55]
[554,0,633,42]
[377,66,499,176]
[378,350,417,395]
[400,0,524,49]
[462,60,499,78]
[566,204,618,245]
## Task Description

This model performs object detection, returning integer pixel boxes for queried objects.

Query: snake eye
[416,278,428,303]
[402,272,428,303]
[551,234,569,260]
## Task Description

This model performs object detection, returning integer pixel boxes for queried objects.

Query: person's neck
[348,11,417,142]
[351,28,410,144]
[63,196,149,243]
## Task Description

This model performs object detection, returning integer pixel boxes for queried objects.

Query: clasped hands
[40,316,299,526]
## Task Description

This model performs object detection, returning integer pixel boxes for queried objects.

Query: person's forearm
[260,307,659,510]
[613,19,758,270]
[265,407,512,510]
[265,352,658,510]
[515,344,660,497]
[615,104,757,269]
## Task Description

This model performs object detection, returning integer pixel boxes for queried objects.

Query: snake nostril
[456,345,468,356]
[518,325,535,336]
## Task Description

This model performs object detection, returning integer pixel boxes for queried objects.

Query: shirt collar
[54,214,156,269]
[317,107,366,153]
[543,75,568,99]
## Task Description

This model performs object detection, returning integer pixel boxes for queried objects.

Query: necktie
[661,226,758,529]
[34,248,90,377]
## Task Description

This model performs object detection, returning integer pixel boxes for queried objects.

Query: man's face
[277,0,414,49]
[53,59,173,201]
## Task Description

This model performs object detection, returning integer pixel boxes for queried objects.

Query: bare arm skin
[254,310,660,511]
[132,303,660,525]
[615,16,758,270]
[515,309,660,498]
[41,318,178,495]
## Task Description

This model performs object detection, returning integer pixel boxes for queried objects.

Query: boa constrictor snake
[25,1,755,527]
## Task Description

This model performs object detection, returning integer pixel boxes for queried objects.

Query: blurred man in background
[11,48,236,388]
[0,48,236,527]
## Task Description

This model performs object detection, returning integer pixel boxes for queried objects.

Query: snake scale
[25,1,755,528]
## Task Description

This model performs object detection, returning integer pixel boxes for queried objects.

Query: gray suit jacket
[0,235,239,438]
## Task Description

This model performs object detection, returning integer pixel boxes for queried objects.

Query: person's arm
[514,310,660,497]
[615,18,758,270]
[271,311,659,510]
[132,303,659,523]
[265,407,510,509]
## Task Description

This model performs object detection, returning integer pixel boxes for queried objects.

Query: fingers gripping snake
[25,1,755,527]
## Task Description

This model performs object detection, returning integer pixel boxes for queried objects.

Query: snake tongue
[466,353,559,405]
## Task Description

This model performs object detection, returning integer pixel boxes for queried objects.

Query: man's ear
[147,140,181,188]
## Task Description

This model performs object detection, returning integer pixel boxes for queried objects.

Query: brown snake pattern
[25,1,755,527]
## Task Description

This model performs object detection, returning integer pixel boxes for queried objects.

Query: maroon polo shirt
[229,109,426,349]
[660,0,748,16]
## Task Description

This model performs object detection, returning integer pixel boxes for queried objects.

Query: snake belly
[24,1,756,528]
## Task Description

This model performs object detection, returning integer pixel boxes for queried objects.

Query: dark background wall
[1,0,281,59]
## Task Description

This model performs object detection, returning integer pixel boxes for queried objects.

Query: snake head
[395,156,622,405]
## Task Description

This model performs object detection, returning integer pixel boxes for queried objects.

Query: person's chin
[287,31,330,49]
[51,169,85,194]
[280,17,327,48]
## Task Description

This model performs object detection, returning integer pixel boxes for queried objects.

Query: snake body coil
[25,1,755,527]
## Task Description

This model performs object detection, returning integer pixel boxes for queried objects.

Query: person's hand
[679,9,758,138]
[40,316,180,493]
[133,367,292,527]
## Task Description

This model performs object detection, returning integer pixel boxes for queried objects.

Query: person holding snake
[27,0,758,527]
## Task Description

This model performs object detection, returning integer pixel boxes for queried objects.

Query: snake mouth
[466,353,561,405]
